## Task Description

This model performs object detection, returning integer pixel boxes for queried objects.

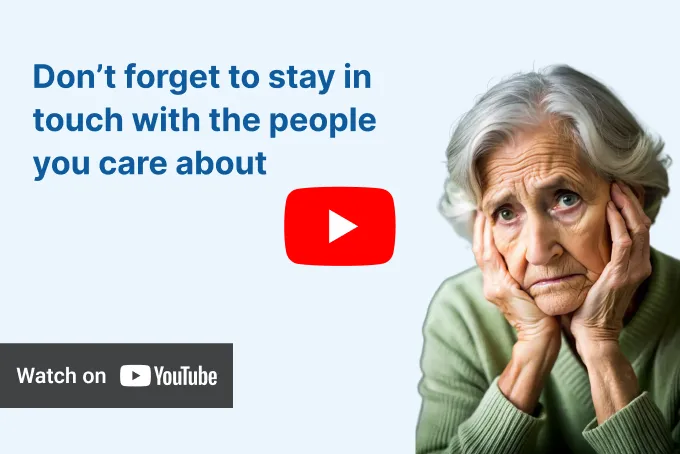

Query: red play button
[284,187,395,266]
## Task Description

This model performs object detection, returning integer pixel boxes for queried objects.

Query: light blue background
[1,1,679,453]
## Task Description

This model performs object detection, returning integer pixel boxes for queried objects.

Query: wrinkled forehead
[477,127,600,210]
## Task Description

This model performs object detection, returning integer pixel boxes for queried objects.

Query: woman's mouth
[531,274,581,288]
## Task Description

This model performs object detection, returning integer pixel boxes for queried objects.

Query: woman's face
[478,123,614,316]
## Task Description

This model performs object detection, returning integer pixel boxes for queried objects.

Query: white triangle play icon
[329,210,357,243]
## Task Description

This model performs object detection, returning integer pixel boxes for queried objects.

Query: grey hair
[440,64,671,242]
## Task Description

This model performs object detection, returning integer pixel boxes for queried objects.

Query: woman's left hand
[569,181,652,348]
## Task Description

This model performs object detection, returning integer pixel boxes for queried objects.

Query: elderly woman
[415,65,680,454]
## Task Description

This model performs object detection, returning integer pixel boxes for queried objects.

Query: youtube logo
[284,187,395,266]
[120,365,151,387]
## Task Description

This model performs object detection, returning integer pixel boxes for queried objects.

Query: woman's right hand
[472,210,561,344]
[472,210,561,414]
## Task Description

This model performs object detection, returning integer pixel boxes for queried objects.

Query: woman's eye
[497,208,515,221]
[557,192,580,208]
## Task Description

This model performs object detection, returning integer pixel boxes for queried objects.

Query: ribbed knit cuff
[582,392,673,454]
[457,376,546,454]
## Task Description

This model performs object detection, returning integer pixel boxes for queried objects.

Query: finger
[475,213,499,303]
[619,182,652,263]
[482,216,502,272]
[611,182,650,260]
[618,181,653,247]
[472,210,484,265]
[618,182,652,269]
[607,200,633,271]
[612,182,649,227]
[619,182,648,221]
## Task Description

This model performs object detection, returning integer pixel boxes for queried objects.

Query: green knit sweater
[416,246,680,454]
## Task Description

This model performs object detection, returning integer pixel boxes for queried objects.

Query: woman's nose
[523,214,562,266]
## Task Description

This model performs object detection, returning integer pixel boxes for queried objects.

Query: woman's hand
[566,181,650,423]
[473,210,561,345]
[473,210,561,414]
[569,181,652,349]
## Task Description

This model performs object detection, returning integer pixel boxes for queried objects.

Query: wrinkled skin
[477,122,644,318]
